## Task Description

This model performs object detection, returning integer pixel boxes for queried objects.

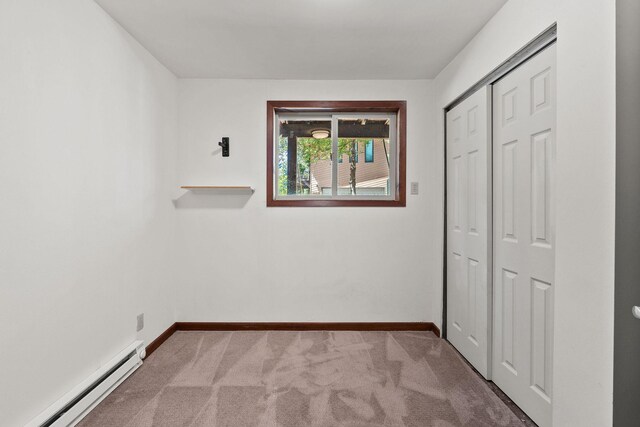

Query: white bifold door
[446,87,492,379]
[492,44,556,427]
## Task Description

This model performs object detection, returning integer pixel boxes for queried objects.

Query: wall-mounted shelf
[180,186,254,194]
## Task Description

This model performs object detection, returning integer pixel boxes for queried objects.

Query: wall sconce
[218,137,229,157]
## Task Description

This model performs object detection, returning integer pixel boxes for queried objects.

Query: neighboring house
[310,139,390,195]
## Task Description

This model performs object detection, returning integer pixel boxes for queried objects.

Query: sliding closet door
[446,87,491,379]
[492,43,556,427]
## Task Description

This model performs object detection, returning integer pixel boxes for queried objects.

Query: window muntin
[267,101,406,207]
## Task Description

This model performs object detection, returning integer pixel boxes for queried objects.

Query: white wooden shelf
[180,186,254,194]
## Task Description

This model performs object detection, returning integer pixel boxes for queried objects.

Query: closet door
[492,43,556,427]
[446,87,492,379]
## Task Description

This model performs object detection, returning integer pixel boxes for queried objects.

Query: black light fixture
[218,137,229,157]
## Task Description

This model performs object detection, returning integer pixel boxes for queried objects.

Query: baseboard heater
[26,341,145,427]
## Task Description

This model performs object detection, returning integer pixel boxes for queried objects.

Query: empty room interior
[2,0,639,426]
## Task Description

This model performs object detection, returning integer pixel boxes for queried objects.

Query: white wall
[0,1,178,425]
[433,1,616,425]
[175,80,439,323]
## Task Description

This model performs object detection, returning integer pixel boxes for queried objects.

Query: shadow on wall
[173,192,252,209]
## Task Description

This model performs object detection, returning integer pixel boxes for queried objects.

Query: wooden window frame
[266,100,407,207]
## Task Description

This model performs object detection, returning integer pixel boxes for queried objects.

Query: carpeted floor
[79,331,527,427]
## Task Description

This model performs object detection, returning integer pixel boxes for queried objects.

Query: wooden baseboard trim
[145,322,177,358]
[144,322,440,358]
[431,323,441,338]
[175,322,440,337]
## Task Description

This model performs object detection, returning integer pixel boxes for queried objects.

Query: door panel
[446,87,491,379]
[492,43,556,427]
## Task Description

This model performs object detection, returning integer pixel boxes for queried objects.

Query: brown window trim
[266,100,406,207]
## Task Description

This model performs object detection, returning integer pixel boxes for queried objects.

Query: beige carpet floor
[79,331,526,427]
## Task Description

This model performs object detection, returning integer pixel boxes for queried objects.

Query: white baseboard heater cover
[26,340,145,427]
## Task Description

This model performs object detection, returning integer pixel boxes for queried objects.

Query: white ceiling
[95,0,507,79]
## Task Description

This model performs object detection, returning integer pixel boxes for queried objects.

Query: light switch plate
[410,182,419,195]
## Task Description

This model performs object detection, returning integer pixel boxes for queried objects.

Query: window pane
[337,118,390,196]
[277,118,332,196]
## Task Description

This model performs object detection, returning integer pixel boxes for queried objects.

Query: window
[267,101,406,207]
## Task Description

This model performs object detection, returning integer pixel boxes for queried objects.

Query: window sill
[267,199,405,207]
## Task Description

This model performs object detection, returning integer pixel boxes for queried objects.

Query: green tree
[279,137,377,195]
[277,136,289,195]
[299,137,363,195]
